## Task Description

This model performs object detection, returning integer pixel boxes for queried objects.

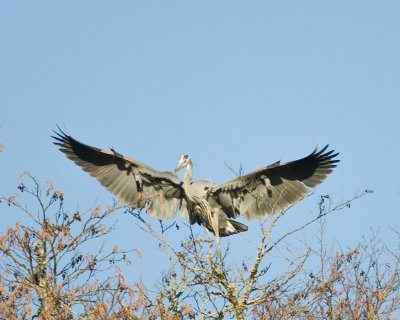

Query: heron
[52,128,339,237]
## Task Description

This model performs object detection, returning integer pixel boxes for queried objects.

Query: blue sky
[1,1,400,287]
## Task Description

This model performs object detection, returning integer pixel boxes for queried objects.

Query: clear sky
[1,1,399,287]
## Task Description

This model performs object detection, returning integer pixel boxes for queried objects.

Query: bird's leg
[209,210,222,259]
[210,211,220,239]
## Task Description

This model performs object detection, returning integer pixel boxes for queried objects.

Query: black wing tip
[51,125,79,150]
[51,124,69,142]
[53,124,67,136]
[51,125,79,156]
[309,144,340,171]
[316,144,329,154]
[314,144,340,161]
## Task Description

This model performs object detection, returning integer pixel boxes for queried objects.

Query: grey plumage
[52,128,339,237]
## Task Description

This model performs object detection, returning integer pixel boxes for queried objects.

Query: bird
[52,127,339,237]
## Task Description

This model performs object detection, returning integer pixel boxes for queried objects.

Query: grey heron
[52,128,339,237]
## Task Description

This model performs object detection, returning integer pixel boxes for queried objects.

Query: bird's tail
[228,219,248,234]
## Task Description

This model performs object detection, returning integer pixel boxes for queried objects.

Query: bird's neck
[183,161,193,189]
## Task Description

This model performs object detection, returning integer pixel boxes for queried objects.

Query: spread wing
[210,146,339,220]
[52,128,184,220]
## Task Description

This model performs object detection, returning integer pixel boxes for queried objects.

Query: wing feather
[52,128,183,220]
[211,145,339,220]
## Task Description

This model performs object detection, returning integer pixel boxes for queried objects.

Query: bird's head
[175,154,191,172]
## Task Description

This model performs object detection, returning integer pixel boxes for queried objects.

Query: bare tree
[0,173,150,319]
[1,174,398,319]
[125,189,399,319]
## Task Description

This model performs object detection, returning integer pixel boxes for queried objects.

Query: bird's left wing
[52,128,184,220]
[210,146,339,220]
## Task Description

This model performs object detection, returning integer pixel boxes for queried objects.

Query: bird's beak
[174,160,185,173]
[174,163,183,173]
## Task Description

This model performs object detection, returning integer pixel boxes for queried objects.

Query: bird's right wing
[52,128,184,220]
[210,146,339,220]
